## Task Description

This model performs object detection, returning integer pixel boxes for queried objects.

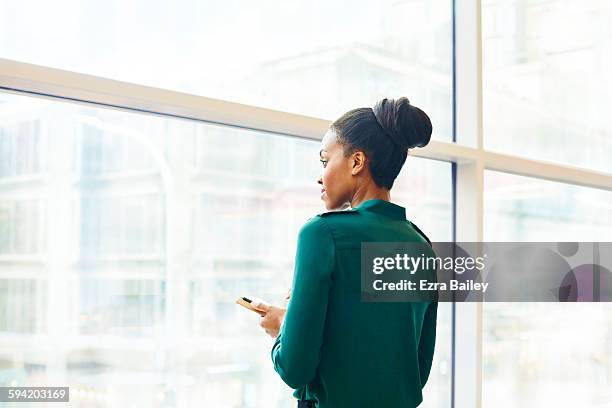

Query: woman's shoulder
[407,220,432,247]
[300,208,359,227]
[298,209,358,242]
[319,207,359,218]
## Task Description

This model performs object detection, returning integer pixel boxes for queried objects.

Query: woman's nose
[317,176,323,185]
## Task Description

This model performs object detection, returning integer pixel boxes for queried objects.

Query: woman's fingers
[257,305,286,338]
[250,297,288,338]
[250,299,270,314]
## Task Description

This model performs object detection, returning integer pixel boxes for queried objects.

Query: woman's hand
[251,300,287,338]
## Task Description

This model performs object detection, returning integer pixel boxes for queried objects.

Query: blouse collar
[352,199,406,220]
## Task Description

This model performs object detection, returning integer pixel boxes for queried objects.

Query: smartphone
[236,296,266,316]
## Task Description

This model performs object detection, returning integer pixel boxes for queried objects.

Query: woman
[253,97,437,408]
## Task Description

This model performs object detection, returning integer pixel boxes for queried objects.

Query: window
[0,199,44,254]
[0,120,41,177]
[3,1,610,405]
[482,0,612,172]
[0,91,453,407]
[0,279,46,333]
[0,0,452,139]
[483,171,612,408]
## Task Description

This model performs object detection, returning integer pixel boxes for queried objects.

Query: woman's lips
[320,189,326,199]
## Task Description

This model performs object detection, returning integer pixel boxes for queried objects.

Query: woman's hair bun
[372,97,432,149]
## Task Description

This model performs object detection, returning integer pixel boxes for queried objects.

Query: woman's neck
[350,185,390,208]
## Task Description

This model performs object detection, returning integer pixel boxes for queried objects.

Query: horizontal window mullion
[2,58,611,192]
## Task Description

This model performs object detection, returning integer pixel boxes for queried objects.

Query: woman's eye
[320,159,328,168]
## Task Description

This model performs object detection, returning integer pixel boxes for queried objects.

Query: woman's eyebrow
[319,149,326,158]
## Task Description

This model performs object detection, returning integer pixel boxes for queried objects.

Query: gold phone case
[236,297,265,315]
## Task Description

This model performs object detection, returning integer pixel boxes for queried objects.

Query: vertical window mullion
[453,0,484,407]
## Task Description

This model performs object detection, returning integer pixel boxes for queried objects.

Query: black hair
[330,97,432,189]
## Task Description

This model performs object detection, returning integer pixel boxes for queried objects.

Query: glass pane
[394,157,453,408]
[0,91,452,407]
[483,171,612,408]
[0,0,452,140]
[482,1,612,172]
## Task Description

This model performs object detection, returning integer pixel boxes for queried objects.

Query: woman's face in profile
[318,129,354,210]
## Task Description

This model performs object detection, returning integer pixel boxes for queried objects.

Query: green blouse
[271,199,438,408]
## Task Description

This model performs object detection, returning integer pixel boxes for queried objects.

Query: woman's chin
[321,192,331,206]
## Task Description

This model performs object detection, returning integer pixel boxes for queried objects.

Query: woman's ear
[351,151,367,175]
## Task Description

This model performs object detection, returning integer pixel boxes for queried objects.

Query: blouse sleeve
[417,235,438,388]
[417,300,438,388]
[271,216,335,389]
